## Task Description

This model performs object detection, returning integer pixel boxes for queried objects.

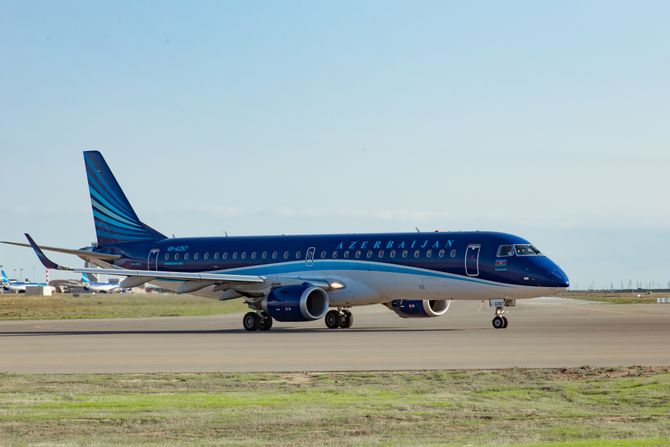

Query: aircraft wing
[23,234,342,296]
[24,234,266,290]
[1,240,121,262]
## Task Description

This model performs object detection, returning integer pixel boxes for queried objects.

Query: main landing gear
[243,311,273,331]
[325,308,353,329]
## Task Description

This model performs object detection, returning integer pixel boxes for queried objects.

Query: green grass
[0,293,247,320]
[0,366,668,446]
[560,291,664,304]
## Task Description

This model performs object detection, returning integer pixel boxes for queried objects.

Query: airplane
[4,150,569,331]
[80,272,121,293]
[1,270,48,293]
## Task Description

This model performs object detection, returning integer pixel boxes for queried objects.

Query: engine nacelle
[385,299,451,318]
[262,283,329,322]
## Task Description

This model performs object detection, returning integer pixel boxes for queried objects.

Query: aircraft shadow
[0,327,467,337]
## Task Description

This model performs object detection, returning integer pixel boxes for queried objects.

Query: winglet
[24,234,71,270]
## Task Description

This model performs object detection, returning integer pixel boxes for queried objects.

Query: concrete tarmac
[0,298,669,373]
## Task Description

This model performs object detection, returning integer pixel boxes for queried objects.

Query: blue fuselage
[93,231,569,291]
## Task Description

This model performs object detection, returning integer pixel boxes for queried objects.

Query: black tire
[260,316,273,331]
[492,315,505,329]
[340,310,353,328]
[502,316,508,328]
[243,312,260,331]
[325,310,341,329]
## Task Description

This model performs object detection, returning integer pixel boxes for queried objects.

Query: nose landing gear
[492,312,508,329]
[489,299,512,329]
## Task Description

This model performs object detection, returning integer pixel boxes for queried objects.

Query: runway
[1,297,669,373]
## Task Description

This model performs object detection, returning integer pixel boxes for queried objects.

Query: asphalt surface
[1,298,669,373]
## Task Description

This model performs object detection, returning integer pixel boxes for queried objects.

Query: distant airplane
[4,151,569,330]
[81,272,121,293]
[1,270,47,293]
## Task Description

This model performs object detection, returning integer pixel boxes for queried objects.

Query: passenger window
[320,250,327,259]
[164,253,169,261]
[497,245,515,257]
[203,253,209,260]
[426,250,432,258]
[378,250,384,258]
[438,249,445,258]
[450,249,457,258]
[251,252,257,260]
[402,250,408,258]
[343,250,350,259]
[332,250,338,259]
[262,251,267,260]
[194,253,199,261]
[232,252,238,260]
[175,253,180,260]
[283,251,289,260]
[184,253,190,261]
[295,251,302,259]
[390,250,396,258]
[366,250,373,259]
[241,252,247,260]
[355,250,361,259]
[214,252,219,260]
[222,252,228,260]
[272,251,278,260]
[414,250,420,258]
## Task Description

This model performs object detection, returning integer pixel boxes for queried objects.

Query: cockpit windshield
[514,244,542,256]
[496,245,515,257]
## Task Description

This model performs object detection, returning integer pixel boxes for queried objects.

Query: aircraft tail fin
[1,270,8,283]
[84,151,166,245]
[81,272,91,284]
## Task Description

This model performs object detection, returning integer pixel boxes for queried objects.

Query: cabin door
[465,244,480,277]
[147,249,160,271]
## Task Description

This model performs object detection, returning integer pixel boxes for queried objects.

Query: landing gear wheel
[325,310,341,329]
[339,310,353,328]
[492,315,505,329]
[501,316,508,328]
[243,312,260,331]
[260,315,273,331]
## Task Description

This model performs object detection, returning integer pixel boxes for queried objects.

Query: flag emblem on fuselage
[495,259,507,271]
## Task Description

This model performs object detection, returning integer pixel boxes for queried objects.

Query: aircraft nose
[548,267,570,288]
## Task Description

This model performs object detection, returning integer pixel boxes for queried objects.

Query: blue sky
[1,1,669,288]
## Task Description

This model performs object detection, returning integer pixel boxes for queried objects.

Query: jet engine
[261,283,329,322]
[385,299,451,318]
